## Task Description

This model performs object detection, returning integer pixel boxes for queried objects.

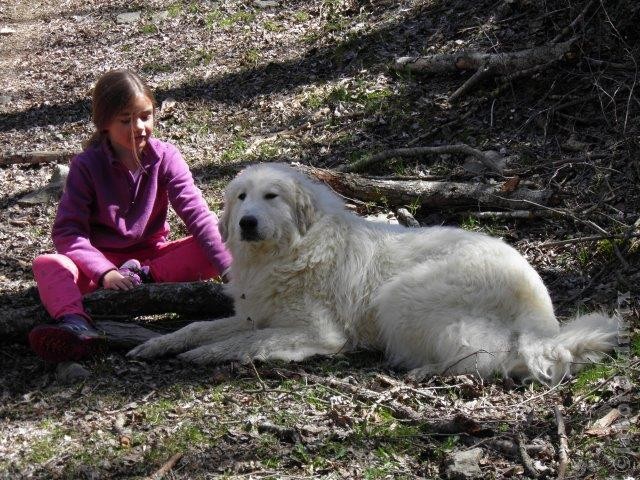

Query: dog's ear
[293,183,317,235]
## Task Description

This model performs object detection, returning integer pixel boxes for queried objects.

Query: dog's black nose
[239,215,258,231]
[239,215,259,240]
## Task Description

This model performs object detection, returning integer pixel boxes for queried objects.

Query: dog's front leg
[177,327,348,365]
[127,316,250,359]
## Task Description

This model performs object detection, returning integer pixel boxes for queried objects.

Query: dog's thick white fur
[128,163,618,384]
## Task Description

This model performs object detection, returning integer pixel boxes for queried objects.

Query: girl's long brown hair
[84,70,156,166]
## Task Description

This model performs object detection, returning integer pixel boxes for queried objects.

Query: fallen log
[294,164,552,211]
[83,281,233,317]
[96,320,162,349]
[1,281,234,343]
[0,150,75,166]
[394,38,577,75]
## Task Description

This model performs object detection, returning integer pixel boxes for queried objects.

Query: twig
[551,0,597,43]
[249,360,268,391]
[466,210,558,220]
[567,360,640,412]
[501,197,610,236]
[243,366,331,404]
[449,64,494,102]
[517,432,540,478]
[363,386,404,429]
[473,377,566,411]
[554,405,570,480]
[406,103,479,147]
[583,58,635,70]
[145,452,183,480]
[538,232,640,248]
[302,372,422,421]
[441,349,494,375]
[341,144,502,173]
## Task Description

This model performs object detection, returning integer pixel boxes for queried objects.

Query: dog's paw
[176,347,218,365]
[126,338,169,360]
[177,344,250,365]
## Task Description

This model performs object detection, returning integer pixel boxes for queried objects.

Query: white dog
[128,163,618,384]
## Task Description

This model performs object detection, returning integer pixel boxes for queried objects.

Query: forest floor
[0,0,639,478]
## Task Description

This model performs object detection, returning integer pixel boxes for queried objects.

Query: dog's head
[219,164,334,250]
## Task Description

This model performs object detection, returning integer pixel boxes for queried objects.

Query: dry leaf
[585,408,621,436]
[501,176,521,193]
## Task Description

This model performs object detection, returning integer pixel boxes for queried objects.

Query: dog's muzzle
[239,215,261,241]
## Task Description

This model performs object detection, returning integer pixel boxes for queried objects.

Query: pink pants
[33,236,221,320]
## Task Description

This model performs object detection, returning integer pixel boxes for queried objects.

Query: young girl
[29,69,232,363]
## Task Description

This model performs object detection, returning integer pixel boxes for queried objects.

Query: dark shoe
[29,314,106,363]
[118,259,152,286]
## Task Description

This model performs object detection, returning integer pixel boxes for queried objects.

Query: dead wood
[466,210,559,220]
[538,232,640,248]
[0,150,74,166]
[517,432,540,478]
[294,164,552,211]
[96,320,162,349]
[145,452,183,480]
[1,281,234,343]
[394,38,577,75]
[449,64,494,102]
[301,372,422,422]
[339,143,507,174]
[551,0,596,43]
[82,281,233,317]
[554,405,570,480]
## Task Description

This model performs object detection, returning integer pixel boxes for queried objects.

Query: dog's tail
[517,312,619,385]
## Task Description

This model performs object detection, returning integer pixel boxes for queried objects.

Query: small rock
[50,163,70,186]
[151,11,168,23]
[445,448,484,479]
[254,0,279,7]
[0,27,16,35]
[483,150,507,173]
[365,212,398,225]
[0,94,11,105]
[116,12,141,24]
[159,97,177,118]
[18,164,69,206]
[562,136,590,152]
[396,208,420,228]
[56,362,91,384]
[462,158,486,175]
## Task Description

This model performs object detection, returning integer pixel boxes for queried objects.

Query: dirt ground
[1,0,639,478]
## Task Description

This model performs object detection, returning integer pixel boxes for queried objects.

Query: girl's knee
[32,253,77,275]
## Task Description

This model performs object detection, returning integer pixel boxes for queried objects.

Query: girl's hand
[102,269,136,291]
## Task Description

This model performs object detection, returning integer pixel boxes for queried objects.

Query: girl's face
[105,94,154,159]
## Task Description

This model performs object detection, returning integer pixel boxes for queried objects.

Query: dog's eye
[264,193,278,200]
[238,193,246,200]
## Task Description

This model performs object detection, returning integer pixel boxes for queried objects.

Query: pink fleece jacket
[52,138,232,283]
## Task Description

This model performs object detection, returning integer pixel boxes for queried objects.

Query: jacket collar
[101,137,159,169]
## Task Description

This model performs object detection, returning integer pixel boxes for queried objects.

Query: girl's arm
[52,157,118,284]
[162,146,232,274]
